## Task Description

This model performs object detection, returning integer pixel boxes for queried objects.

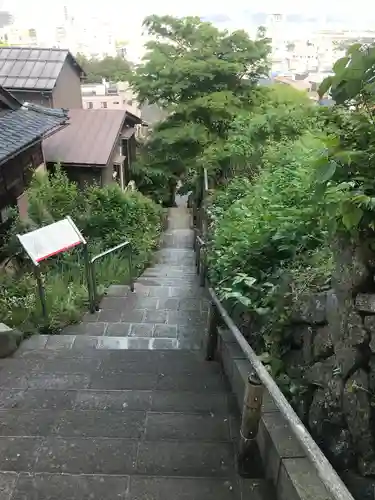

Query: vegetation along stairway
[0,200,275,499]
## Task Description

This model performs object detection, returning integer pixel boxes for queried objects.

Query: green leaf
[333,56,349,74]
[315,160,337,184]
[341,206,363,229]
[318,76,333,98]
[346,43,362,56]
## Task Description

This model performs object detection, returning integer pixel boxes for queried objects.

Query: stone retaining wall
[217,327,335,500]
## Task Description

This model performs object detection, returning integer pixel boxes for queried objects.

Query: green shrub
[208,132,332,357]
[0,168,163,334]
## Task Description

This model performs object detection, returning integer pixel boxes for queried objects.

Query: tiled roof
[43,109,127,167]
[0,47,84,91]
[0,102,68,164]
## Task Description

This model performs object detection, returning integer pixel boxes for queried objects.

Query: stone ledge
[217,327,335,500]
[0,323,24,358]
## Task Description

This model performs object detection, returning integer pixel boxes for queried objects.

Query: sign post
[17,216,93,321]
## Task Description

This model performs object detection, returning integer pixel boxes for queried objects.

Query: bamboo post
[238,372,264,476]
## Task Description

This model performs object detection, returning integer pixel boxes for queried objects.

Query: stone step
[0,409,233,442]
[12,342,222,373]
[136,277,198,287]
[105,283,203,299]
[0,437,236,477]
[1,473,273,500]
[142,269,197,278]
[0,389,234,414]
[98,296,208,313]
[15,334,205,353]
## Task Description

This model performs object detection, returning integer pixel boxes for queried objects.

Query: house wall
[101,162,115,187]
[0,142,44,240]
[103,122,139,188]
[8,90,52,108]
[50,164,102,189]
[53,59,83,109]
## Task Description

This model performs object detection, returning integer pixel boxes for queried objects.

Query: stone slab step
[14,335,207,360]
[0,437,235,478]
[105,284,203,299]
[136,278,198,287]
[97,296,208,313]
[1,474,276,500]
[7,343,229,392]
[0,409,233,442]
[0,389,235,414]
[17,335,185,352]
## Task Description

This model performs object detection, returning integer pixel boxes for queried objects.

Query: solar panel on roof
[21,48,32,59]
[25,77,38,89]
[29,49,42,60]
[0,47,78,90]
[3,76,17,87]
[35,78,50,89]
[11,61,25,76]
[13,77,27,88]
[7,48,20,59]
[29,61,47,78]
[0,60,14,76]
[41,63,56,78]
[19,61,35,78]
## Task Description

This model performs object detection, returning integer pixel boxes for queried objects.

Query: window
[87,102,93,109]
[101,102,108,109]
[127,100,133,106]
[113,101,120,105]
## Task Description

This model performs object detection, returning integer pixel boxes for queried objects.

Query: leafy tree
[317,43,375,234]
[319,43,375,108]
[76,53,133,83]
[224,82,319,179]
[129,15,271,203]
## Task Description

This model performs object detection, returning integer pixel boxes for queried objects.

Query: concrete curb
[217,327,334,500]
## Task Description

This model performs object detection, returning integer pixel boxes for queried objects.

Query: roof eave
[8,87,54,93]
[0,135,43,167]
[0,119,68,167]
[45,161,107,168]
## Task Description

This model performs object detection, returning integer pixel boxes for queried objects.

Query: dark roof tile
[0,102,68,164]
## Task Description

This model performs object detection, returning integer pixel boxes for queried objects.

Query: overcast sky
[3,0,374,61]
[3,0,374,21]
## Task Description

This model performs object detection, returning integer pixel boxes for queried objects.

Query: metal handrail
[195,234,353,500]
[195,235,207,286]
[90,240,134,313]
[203,167,209,193]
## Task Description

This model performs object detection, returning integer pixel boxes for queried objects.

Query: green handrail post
[89,240,133,313]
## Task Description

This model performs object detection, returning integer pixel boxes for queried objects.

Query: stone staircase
[0,204,276,499]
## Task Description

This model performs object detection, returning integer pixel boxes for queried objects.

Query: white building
[81,80,141,117]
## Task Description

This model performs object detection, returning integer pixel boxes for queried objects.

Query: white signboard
[17,216,86,265]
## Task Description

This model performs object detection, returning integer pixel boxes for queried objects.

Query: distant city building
[0,5,118,59]
[81,80,141,116]
[81,80,166,136]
